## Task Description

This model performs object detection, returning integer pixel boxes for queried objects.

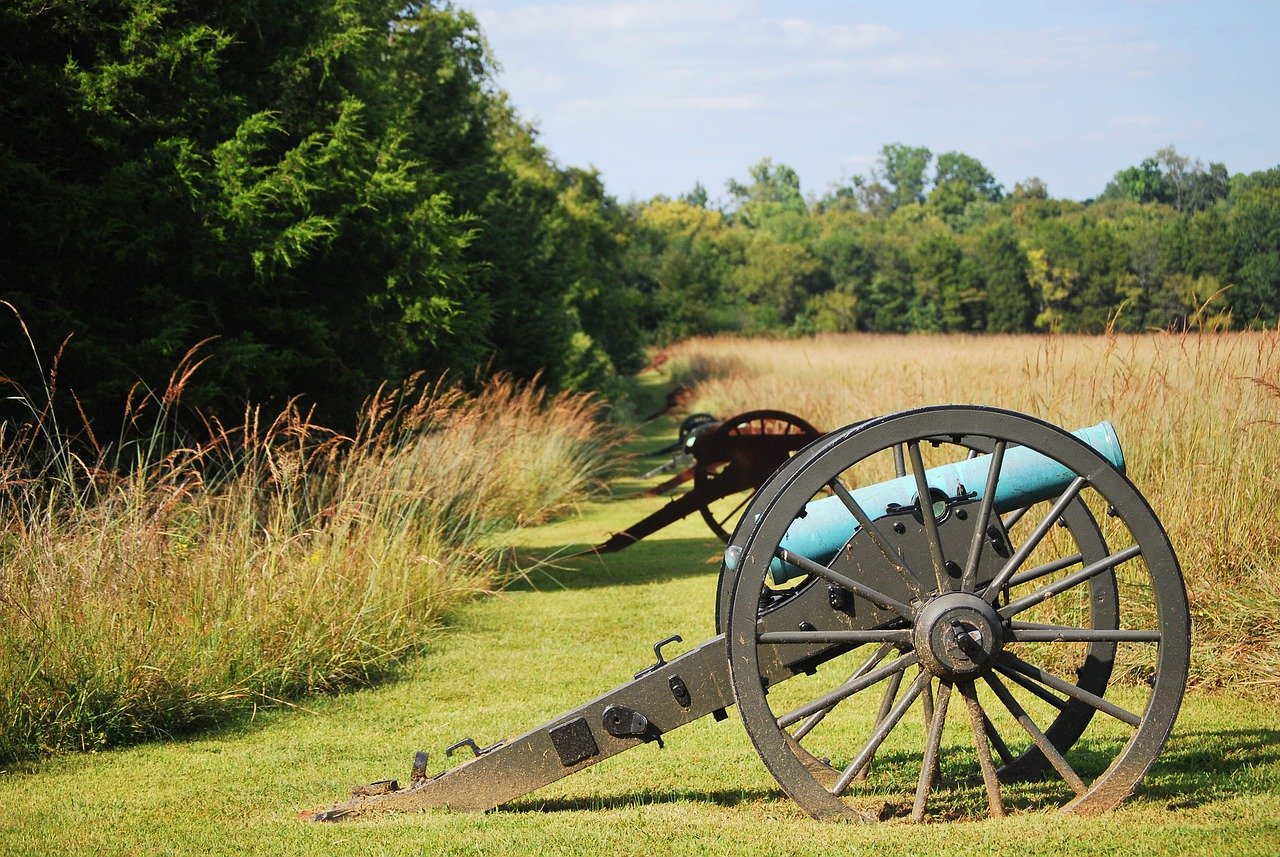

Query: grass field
[0,372,614,763]
[2,360,1279,855]
[664,331,1280,698]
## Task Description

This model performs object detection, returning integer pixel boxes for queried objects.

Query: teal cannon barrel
[735,422,1123,584]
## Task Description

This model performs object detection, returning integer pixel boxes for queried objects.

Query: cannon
[312,406,1190,822]
[574,409,821,555]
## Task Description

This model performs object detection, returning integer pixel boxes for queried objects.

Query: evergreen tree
[979,224,1036,332]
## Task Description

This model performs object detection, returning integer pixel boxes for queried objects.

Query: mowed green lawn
[2,416,1278,856]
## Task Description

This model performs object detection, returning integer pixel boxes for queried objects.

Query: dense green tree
[1179,207,1235,281]
[1101,158,1173,205]
[0,0,655,430]
[626,198,731,340]
[470,99,574,385]
[558,167,645,376]
[1012,177,1049,201]
[934,152,1003,201]
[911,232,986,332]
[927,152,1002,226]
[1183,162,1230,212]
[978,223,1036,332]
[1230,166,1280,195]
[908,232,952,331]
[0,1,503,426]
[1099,148,1230,215]
[726,158,809,233]
[680,181,710,208]
[812,213,873,300]
[926,179,979,223]
[732,232,822,329]
[877,143,933,211]
[1154,146,1230,212]
[1230,186,1280,325]
[859,239,913,332]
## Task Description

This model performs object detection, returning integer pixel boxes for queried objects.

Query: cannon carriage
[576,408,821,555]
[313,405,1189,822]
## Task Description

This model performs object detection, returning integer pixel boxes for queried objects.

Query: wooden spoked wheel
[721,406,1189,821]
[693,409,820,542]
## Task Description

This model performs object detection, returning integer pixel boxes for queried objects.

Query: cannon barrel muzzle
[726,421,1123,583]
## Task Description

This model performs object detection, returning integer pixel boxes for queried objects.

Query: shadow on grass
[508,537,727,592]
[490,726,1280,819]
[1141,727,1280,807]
[506,787,779,814]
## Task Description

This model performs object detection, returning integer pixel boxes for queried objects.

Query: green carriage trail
[1,413,1278,856]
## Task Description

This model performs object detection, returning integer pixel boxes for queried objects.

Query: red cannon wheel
[693,409,821,542]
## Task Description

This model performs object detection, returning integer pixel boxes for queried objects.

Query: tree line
[2,1,1278,433]
[626,146,1280,343]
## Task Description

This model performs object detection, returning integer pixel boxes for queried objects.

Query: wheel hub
[913,592,1004,679]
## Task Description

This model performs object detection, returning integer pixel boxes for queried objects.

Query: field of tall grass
[663,330,1280,697]
[0,354,614,764]
[3,327,1274,770]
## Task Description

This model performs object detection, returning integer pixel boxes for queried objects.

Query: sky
[468,0,1280,205]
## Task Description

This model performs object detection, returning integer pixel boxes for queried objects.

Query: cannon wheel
[694,409,821,542]
[713,421,1122,790]
[723,406,1189,821]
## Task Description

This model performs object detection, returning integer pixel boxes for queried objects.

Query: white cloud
[676,94,764,112]
[1110,114,1161,128]
[476,0,747,41]
[1079,114,1170,144]
[995,135,1039,151]
[774,18,898,52]
[557,91,764,118]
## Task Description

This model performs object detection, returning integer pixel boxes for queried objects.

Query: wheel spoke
[959,680,1006,817]
[993,662,1069,710]
[999,544,1143,618]
[961,440,1007,592]
[982,712,1015,766]
[911,679,952,822]
[1005,552,1083,588]
[998,652,1142,727]
[777,652,918,728]
[1001,504,1032,530]
[774,547,914,619]
[854,667,904,784]
[983,476,1088,603]
[920,669,935,731]
[1006,623,1160,643]
[792,644,892,740]
[984,672,1087,795]
[828,477,926,598]
[713,491,754,531]
[832,672,928,796]
[876,669,905,722]
[758,629,912,645]
[893,443,906,478]
[907,440,948,591]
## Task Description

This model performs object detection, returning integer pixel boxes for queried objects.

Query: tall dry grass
[665,331,1280,696]
[0,356,614,762]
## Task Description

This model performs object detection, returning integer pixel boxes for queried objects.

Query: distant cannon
[574,409,821,556]
[314,406,1189,822]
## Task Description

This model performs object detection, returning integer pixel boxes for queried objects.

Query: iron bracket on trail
[309,405,1191,823]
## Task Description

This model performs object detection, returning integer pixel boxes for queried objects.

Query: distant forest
[3,1,1278,430]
